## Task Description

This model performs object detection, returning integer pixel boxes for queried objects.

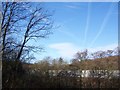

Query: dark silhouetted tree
[1,2,53,88]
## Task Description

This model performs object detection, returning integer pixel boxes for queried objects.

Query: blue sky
[30,2,118,63]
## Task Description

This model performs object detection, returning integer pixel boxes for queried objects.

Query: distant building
[48,70,119,78]
[29,68,119,78]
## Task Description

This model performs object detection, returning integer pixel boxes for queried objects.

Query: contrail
[83,2,91,46]
[89,3,114,48]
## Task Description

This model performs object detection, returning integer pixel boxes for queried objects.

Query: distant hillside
[24,56,119,71]
[70,56,119,70]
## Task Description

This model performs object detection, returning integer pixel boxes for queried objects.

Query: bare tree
[106,50,113,57]
[1,2,53,88]
[113,46,120,56]
[72,49,88,88]
[1,2,53,62]
[91,50,106,59]
[74,49,88,61]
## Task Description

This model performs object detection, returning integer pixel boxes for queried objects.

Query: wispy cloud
[65,5,79,9]
[88,43,117,53]
[58,29,76,38]
[90,4,114,47]
[65,4,86,10]
[83,2,91,46]
[48,42,117,59]
[49,42,80,58]
[56,21,78,42]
